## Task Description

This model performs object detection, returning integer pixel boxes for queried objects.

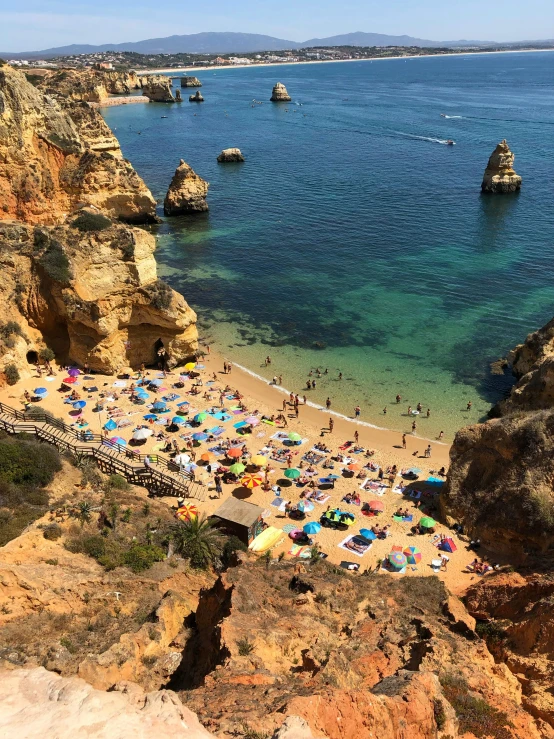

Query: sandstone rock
[0,667,215,738]
[140,75,175,103]
[33,69,141,103]
[270,82,291,102]
[273,716,321,739]
[217,148,245,163]
[175,89,182,102]
[189,91,204,103]
[164,160,209,216]
[441,595,476,637]
[481,139,522,193]
[180,76,202,88]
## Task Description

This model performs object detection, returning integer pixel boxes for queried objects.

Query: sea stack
[481,139,522,193]
[140,75,175,102]
[270,82,291,102]
[189,91,204,103]
[181,75,202,88]
[164,159,209,215]
[175,89,182,102]
[217,148,245,163]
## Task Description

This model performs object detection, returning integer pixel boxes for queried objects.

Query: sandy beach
[138,47,554,75]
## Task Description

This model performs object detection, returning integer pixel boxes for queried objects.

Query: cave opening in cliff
[26,350,38,364]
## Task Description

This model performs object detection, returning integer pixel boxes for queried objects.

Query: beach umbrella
[297,500,314,513]
[72,400,86,409]
[403,546,422,564]
[288,432,302,442]
[104,418,117,431]
[368,500,385,512]
[241,473,263,489]
[171,416,186,425]
[347,462,361,471]
[359,528,377,540]
[284,468,301,480]
[132,428,153,440]
[149,379,163,386]
[388,552,407,570]
[143,413,158,421]
[174,453,191,465]
[109,436,127,447]
[153,401,167,410]
[419,516,436,529]
[62,377,77,384]
[184,362,196,371]
[341,513,356,526]
[136,389,149,398]
[192,432,208,441]
[176,503,198,522]
[193,412,208,423]
[227,447,243,458]
[303,521,321,535]
[67,368,80,377]
[251,454,267,467]
[200,452,215,462]
[229,462,246,475]
[245,416,260,427]
[34,387,47,395]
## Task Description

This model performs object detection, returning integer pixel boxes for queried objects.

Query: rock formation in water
[140,75,175,102]
[481,139,522,193]
[189,91,204,102]
[0,66,157,224]
[0,213,198,374]
[270,82,291,102]
[181,76,202,88]
[217,148,245,163]
[164,160,209,215]
[175,89,182,102]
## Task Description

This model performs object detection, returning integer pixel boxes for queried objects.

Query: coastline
[137,47,554,75]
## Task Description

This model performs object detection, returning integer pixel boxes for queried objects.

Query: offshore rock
[481,139,522,193]
[217,148,245,163]
[270,82,291,102]
[140,75,175,103]
[189,91,204,102]
[175,89,182,102]
[181,76,202,88]
[164,160,209,215]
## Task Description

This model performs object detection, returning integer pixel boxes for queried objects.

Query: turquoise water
[103,52,554,439]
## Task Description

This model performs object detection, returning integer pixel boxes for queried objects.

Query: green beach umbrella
[419,516,436,529]
[229,462,246,475]
[194,412,208,423]
[288,432,302,442]
[284,468,301,479]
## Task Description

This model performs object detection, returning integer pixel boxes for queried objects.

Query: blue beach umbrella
[192,432,208,441]
[153,401,167,410]
[303,521,321,535]
[72,400,86,409]
[359,528,377,540]
[143,413,158,420]
[34,387,47,395]
[104,419,117,431]
[172,416,186,425]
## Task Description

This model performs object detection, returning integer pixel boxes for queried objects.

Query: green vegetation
[439,672,514,739]
[39,243,72,284]
[236,637,255,656]
[107,473,130,491]
[144,279,173,311]
[66,531,164,573]
[170,513,223,569]
[221,535,247,568]
[43,523,63,541]
[123,543,165,572]
[0,322,24,344]
[39,347,55,363]
[71,211,112,232]
[3,363,20,386]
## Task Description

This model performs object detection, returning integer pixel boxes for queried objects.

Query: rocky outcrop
[140,75,175,103]
[217,148,245,163]
[0,66,156,224]
[189,91,204,103]
[0,215,198,373]
[175,89,182,102]
[441,410,554,557]
[481,139,522,193]
[32,69,141,103]
[164,160,209,216]
[270,82,291,102]
[0,668,215,738]
[181,76,202,88]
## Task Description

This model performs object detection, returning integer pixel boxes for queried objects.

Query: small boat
[446,139,455,146]
[440,113,446,117]
[160,115,168,118]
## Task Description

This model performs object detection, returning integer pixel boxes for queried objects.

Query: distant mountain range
[3,31,550,59]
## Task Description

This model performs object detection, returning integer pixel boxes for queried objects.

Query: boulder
[189,91,204,102]
[481,139,522,193]
[140,75,175,103]
[181,76,202,88]
[270,82,291,102]
[164,160,209,215]
[217,148,245,163]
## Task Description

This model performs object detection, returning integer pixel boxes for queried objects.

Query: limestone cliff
[481,139,522,193]
[0,66,156,224]
[270,82,291,102]
[140,75,175,103]
[32,68,141,103]
[0,215,198,374]
[180,76,202,88]
[164,160,209,215]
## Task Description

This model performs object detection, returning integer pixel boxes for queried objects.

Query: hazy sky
[1,0,553,52]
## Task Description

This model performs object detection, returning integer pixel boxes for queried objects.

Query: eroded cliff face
[140,75,175,103]
[32,68,141,103]
[0,216,197,373]
[481,139,522,193]
[0,66,156,225]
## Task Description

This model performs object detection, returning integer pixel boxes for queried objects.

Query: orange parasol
[200,452,215,462]
[227,447,242,458]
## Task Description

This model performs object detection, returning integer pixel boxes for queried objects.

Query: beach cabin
[211,498,265,545]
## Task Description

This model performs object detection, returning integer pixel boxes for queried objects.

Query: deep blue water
[103,52,554,437]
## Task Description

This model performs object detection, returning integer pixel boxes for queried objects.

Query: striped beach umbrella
[176,503,198,522]
[109,436,127,447]
[240,473,263,489]
[388,552,407,570]
[403,546,422,564]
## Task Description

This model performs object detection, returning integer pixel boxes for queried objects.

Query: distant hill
[3,30,550,59]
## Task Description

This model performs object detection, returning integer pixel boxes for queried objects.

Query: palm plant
[170,514,223,569]
[74,501,92,528]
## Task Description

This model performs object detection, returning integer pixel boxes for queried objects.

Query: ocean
[103,51,554,439]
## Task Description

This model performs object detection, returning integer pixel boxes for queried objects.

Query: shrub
[39,347,55,362]
[440,672,514,739]
[71,212,112,232]
[4,364,20,386]
[0,322,23,339]
[108,473,130,491]
[236,637,255,656]
[433,698,446,730]
[65,533,106,559]
[44,558,58,566]
[123,543,165,573]
[43,523,63,541]
[0,438,61,487]
[145,280,173,311]
[39,243,72,284]
[221,535,247,568]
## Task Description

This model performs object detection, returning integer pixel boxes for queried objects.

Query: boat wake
[394,132,453,145]
[441,115,463,119]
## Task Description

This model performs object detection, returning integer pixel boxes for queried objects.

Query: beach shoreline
[137,47,554,75]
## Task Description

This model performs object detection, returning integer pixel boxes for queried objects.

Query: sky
[1,0,553,52]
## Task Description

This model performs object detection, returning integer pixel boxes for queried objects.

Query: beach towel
[339,441,353,451]
[113,380,127,387]
[262,419,276,426]
[213,412,231,422]
[117,418,132,428]
[163,394,180,402]
[271,431,289,441]
[312,494,331,505]
[426,477,445,486]
[338,534,372,558]
[409,490,422,500]
[177,401,190,408]
[233,421,247,429]
[208,445,226,455]
[289,544,311,558]
[393,485,406,495]
[392,514,414,523]
[302,451,326,465]
[232,410,243,415]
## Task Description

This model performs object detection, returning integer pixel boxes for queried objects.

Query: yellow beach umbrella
[240,473,263,489]
[184,362,196,371]
[251,454,268,467]
[176,503,198,522]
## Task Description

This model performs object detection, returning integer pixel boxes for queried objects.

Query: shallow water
[103,52,554,439]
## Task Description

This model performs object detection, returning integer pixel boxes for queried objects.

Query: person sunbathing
[343,493,353,504]
[351,492,361,505]
[313,491,326,501]
[345,539,366,554]
[364,449,375,457]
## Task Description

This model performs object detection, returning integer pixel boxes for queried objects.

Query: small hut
[211,498,265,544]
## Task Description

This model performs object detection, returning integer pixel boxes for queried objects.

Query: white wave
[394,132,452,145]
[442,115,463,119]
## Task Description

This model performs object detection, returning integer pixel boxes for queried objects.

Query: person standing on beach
[402,433,407,449]
[407,406,412,416]
[412,420,417,433]
[425,444,432,458]
[278,375,282,385]
[228,363,232,374]
[354,405,361,419]
[329,417,334,433]
[426,408,431,417]
[326,397,331,410]
[354,430,359,444]
[438,430,444,440]
[466,401,472,411]
[383,407,387,415]
[303,395,307,405]
[295,406,299,418]
[338,372,343,381]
